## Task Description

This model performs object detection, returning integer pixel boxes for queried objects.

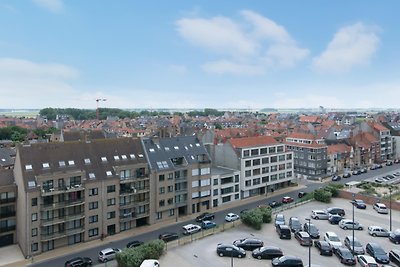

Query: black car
[158,232,179,242]
[233,238,264,251]
[126,240,144,248]
[195,212,215,222]
[216,243,246,258]
[351,199,367,209]
[314,240,333,256]
[328,214,343,224]
[332,175,342,181]
[65,257,92,267]
[326,207,345,217]
[271,255,304,267]
[303,223,319,239]
[252,246,283,260]
[366,242,390,264]
[343,172,352,178]
[389,249,400,265]
[334,247,356,265]
[289,217,302,233]
[298,191,306,198]
[269,201,283,208]
[389,229,400,244]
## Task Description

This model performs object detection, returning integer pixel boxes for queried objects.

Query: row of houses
[0,135,294,257]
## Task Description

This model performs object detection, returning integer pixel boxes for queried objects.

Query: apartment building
[370,122,393,161]
[211,166,240,207]
[0,169,17,247]
[13,138,150,257]
[285,133,328,180]
[212,136,295,199]
[142,136,212,224]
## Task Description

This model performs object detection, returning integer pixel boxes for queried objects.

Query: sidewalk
[1,183,306,267]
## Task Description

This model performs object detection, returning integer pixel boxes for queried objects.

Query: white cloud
[312,22,380,73]
[176,10,308,75]
[32,0,63,13]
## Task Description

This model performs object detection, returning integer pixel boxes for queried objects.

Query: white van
[182,224,201,235]
[140,259,160,267]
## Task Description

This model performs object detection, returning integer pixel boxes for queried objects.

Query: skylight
[121,155,127,160]
[174,146,179,150]
[149,148,155,152]
[138,154,144,158]
[114,155,120,160]
[28,181,36,188]
[89,173,96,179]
[162,161,169,168]
[130,154,135,159]
[106,171,112,176]
[42,163,50,168]
[165,147,170,151]
[101,157,107,162]
[59,161,66,167]
[25,164,33,170]
[68,160,75,166]
[84,158,91,164]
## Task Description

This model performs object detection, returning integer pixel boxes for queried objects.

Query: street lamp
[305,217,311,267]
[389,187,392,231]
[350,193,355,255]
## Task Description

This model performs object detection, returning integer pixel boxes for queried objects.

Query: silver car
[368,226,390,237]
[311,210,329,220]
[339,219,363,230]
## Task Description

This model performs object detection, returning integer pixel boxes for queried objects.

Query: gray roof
[0,148,15,167]
[17,138,147,191]
[142,136,211,172]
[211,166,238,176]
[0,169,14,187]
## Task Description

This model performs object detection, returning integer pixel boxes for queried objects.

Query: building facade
[0,169,17,247]
[211,166,241,207]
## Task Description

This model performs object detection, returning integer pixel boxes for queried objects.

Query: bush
[240,209,263,230]
[314,188,332,203]
[298,191,314,202]
[258,206,272,223]
[116,239,165,267]
[324,185,339,197]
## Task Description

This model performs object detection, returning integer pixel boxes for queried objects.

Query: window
[213,179,218,185]
[101,157,107,162]
[42,162,50,169]
[169,209,175,216]
[262,176,269,183]
[89,215,98,223]
[167,185,174,192]
[253,178,260,185]
[245,160,251,167]
[192,169,199,176]
[262,157,269,164]
[251,149,259,156]
[277,146,284,152]
[245,170,251,177]
[32,228,37,237]
[156,212,162,220]
[89,201,98,210]
[31,213,37,222]
[253,159,260,166]
[89,173,96,179]
[200,179,211,186]
[260,148,268,154]
[114,155,120,161]
[168,173,173,180]
[213,189,218,196]
[31,198,37,207]
[167,198,173,205]
[235,175,239,182]
[271,165,277,172]
[159,187,165,194]
[253,168,260,175]
[59,161,66,167]
[25,164,32,170]
[107,198,116,206]
[107,211,116,219]
[88,228,99,237]
[121,155,127,160]
[243,150,250,157]
[159,174,165,181]
[68,160,75,166]
[269,147,276,153]
[262,167,269,174]
[84,158,91,164]
[107,185,116,193]
[89,188,98,196]
[106,171,113,176]
[245,180,251,187]
[279,164,285,170]
[159,200,165,207]
[31,243,38,252]
[279,155,286,161]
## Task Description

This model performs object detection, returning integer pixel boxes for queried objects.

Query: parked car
[332,175,342,181]
[275,213,286,226]
[324,231,342,249]
[344,236,365,255]
[366,242,390,264]
[98,248,122,263]
[333,246,356,265]
[375,177,386,183]
[158,232,179,242]
[368,226,390,237]
[328,214,343,224]
[351,199,367,209]
[357,255,379,267]
[373,203,389,214]
[326,207,345,216]
[182,224,201,235]
[65,257,92,267]
[289,217,302,233]
[343,172,352,178]
[389,249,400,265]
[276,224,292,239]
[339,219,363,230]
[271,255,304,267]
[352,169,361,175]
[314,240,333,256]
[389,229,400,244]
[225,213,240,222]
[195,212,215,222]
[303,222,320,239]
[233,238,264,251]
[282,196,294,203]
[140,259,160,267]
[360,167,368,173]
[269,201,283,208]
[298,191,307,198]
[126,240,144,248]
[311,210,329,220]
[386,160,393,166]
[252,246,283,260]
[294,231,312,246]
[216,243,246,258]
[201,220,217,229]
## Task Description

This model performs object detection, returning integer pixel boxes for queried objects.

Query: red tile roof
[229,136,279,148]
[286,132,315,140]
[327,143,352,155]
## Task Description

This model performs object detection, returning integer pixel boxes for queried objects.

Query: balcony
[119,209,149,222]
[0,197,16,205]
[41,213,85,227]
[0,211,16,218]
[0,225,16,232]
[41,198,85,210]
[41,184,85,196]
[119,198,150,209]
[175,176,187,181]
[120,186,149,196]
[41,226,85,241]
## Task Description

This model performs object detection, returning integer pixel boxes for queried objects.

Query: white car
[311,210,329,220]
[368,225,390,237]
[373,203,389,214]
[357,255,379,267]
[225,213,240,222]
[338,219,363,230]
[98,247,122,262]
[182,224,201,235]
[324,231,342,249]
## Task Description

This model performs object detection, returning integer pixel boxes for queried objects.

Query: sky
[0,0,399,110]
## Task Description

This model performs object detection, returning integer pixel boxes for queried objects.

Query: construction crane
[96,98,107,120]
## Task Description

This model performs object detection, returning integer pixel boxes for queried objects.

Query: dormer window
[59,161,66,167]
[84,158,91,164]
[114,155,120,161]
[42,163,50,169]
[121,155,127,160]
[130,154,135,159]
[25,164,33,170]
[68,160,75,166]
[101,157,107,162]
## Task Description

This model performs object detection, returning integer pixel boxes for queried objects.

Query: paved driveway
[159,198,399,267]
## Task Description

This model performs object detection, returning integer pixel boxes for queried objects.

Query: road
[29,163,400,267]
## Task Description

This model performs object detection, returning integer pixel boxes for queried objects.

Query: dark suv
[326,207,345,217]
[233,238,264,250]
[65,257,92,267]
[158,232,179,242]
[195,212,215,222]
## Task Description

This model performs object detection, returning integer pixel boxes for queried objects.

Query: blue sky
[0,0,399,110]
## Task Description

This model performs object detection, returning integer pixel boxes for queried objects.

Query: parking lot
[159,198,399,267]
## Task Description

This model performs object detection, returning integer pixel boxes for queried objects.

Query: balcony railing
[120,186,149,195]
[119,209,149,221]
[0,225,16,232]
[41,184,85,196]
[41,198,85,210]
[41,213,85,226]
[119,198,150,208]
[0,197,16,205]
[0,211,16,218]
[41,226,85,241]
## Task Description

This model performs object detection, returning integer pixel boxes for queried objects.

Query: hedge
[116,239,165,267]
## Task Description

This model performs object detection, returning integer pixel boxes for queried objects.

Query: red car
[282,196,294,203]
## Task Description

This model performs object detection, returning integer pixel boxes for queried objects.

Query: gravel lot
[159,198,400,267]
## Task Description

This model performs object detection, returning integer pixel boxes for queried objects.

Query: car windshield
[350,240,362,246]
[329,236,340,241]
[374,247,386,254]
[342,250,353,258]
